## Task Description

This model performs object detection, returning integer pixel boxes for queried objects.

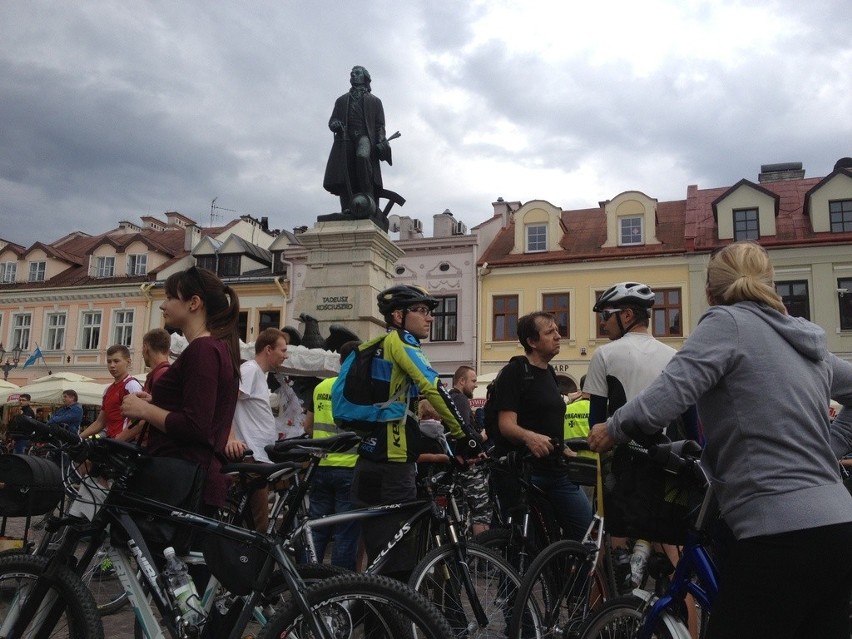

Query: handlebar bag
[0,454,64,517]
[604,443,704,545]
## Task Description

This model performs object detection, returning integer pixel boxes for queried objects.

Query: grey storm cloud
[1,0,850,245]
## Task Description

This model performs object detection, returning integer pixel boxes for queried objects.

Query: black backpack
[482,356,537,453]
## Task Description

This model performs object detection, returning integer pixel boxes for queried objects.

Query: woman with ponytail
[122,266,240,510]
[589,241,852,638]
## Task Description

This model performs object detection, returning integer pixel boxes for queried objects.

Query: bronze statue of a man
[322,66,392,222]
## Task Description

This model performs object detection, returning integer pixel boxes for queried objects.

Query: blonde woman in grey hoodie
[589,241,852,639]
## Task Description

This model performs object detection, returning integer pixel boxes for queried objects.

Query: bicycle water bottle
[163,546,201,625]
[630,539,651,587]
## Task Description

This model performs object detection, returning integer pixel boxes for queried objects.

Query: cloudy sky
[2,0,850,246]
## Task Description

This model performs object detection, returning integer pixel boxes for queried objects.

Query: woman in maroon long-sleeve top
[122,266,240,510]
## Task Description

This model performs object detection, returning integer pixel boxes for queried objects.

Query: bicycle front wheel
[508,539,609,639]
[78,543,129,616]
[578,596,689,639]
[257,573,453,639]
[0,553,104,639]
[409,542,541,639]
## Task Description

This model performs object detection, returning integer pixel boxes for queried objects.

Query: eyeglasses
[599,309,623,322]
[407,306,433,316]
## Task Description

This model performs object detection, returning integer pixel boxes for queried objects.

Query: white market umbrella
[1,379,21,403]
[15,372,105,406]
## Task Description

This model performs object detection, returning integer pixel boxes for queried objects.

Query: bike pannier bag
[0,454,64,517]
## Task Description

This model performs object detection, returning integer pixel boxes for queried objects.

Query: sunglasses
[407,306,433,316]
[599,309,624,322]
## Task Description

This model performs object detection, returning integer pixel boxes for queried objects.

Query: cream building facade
[477,159,852,390]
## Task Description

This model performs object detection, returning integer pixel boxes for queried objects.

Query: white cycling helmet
[593,282,656,312]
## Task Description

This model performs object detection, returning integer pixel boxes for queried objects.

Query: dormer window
[218,255,240,277]
[526,224,547,252]
[830,200,852,232]
[28,261,46,282]
[619,216,643,245]
[127,254,148,276]
[0,262,17,283]
[95,256,115,278]
[734,208,760,241]
[510,201,561,255]
[196,255,217,272]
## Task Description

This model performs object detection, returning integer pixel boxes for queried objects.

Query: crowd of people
[10,240,852,638]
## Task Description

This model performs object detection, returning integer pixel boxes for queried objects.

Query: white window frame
[45,312,67,351]
[127,254,148,276]
[11,313,32,350]
[0,262,17,283]
[94,256,115,278]
[525,224,548,253]
[80,311,102,350]
[112,309,134,347]
[619,216,644,246]
[28,261,46,282]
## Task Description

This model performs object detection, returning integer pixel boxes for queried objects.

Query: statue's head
[350,66,372,91]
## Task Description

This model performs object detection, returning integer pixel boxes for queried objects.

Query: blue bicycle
[578,440,719,639]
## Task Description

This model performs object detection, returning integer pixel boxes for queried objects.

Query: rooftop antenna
[210,197,237,227]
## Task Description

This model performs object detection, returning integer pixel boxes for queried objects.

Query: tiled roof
[222,235,272,265]
[0,221,226,290]
[479,200,688,266]
[481,169,852,265]
[687,174,852,251]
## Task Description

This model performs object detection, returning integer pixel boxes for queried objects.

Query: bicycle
[578,439,716,639]
[1,415,455,639]
[505,438,618,639]
[473,448,569,578]
[265,436,542,638]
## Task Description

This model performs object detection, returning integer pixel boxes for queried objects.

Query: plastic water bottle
[630,539,651,587]
[163,546,200,625]
[611,547,632,594]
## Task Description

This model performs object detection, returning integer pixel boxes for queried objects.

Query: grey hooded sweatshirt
[607,301,852,540]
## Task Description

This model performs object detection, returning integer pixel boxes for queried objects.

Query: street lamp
[0,344,23,381]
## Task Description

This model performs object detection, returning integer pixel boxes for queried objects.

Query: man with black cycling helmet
[351,284,482,580]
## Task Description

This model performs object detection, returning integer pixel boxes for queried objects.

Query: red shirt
[102,375,141,438]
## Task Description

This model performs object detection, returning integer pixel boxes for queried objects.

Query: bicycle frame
[636,468,720,639]
[296,474,492,629]
[297,499,432,572]
[32,474,338,639]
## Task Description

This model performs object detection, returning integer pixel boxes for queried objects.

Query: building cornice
[0,285,143,304]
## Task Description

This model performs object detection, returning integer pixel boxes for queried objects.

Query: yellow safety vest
[312,377,357,468]
[564,398,598,460]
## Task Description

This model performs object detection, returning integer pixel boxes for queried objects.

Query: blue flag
[22,347,42,369]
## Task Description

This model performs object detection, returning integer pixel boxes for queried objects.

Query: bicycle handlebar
[11,414,81,447]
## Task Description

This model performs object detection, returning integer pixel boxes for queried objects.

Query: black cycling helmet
[377,285,439,316]
[593,281,656,312]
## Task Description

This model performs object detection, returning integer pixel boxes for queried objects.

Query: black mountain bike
[0,415,453,639]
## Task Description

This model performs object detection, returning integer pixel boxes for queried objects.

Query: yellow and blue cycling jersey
[358,328,469,463]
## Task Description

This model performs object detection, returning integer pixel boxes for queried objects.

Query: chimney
[184,223,200,251]
[432,209,455,238]
[398,216,423,240]
[758,162,805,183]
[261,216,269,232]
[492,197,521,226]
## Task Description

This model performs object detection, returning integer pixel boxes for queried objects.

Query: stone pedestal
[293,219,404,341]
